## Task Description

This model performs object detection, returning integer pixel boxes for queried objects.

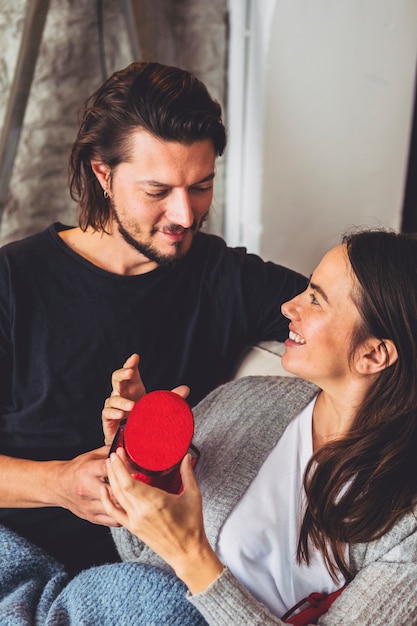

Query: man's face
[103,129,216,265]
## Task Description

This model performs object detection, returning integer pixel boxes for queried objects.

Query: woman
[101,230,417,625]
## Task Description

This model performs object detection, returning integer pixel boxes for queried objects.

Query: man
[0,62,307,575]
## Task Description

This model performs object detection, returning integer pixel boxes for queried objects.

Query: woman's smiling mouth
[288,329,306,345]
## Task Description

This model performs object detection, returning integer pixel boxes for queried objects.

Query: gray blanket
[0,524,206,626]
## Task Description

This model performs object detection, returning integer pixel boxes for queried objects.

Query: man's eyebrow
[141,172,216,187]
[309,275,329,303]
[192,172,216,184]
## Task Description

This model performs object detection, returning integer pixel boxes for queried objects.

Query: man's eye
[309,293,319,305]
[191,185,213,193]
[146,190,168,198]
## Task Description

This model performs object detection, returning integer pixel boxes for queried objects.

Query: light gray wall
[225,0,417,275]
[260,0,417,275]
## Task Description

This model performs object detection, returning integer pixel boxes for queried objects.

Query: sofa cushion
[232,341,294,379]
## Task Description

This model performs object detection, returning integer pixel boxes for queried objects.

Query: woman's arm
[101,449,288,624]
[101,448,224,594]
[188,566,286,625]
[102,451,287,624]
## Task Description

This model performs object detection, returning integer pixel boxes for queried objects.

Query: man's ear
[355,338,398,375]
[91,160,111,192]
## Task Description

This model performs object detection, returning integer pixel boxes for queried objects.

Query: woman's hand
[101,448,224,593]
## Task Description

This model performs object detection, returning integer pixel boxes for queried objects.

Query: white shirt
[217,396,345,617]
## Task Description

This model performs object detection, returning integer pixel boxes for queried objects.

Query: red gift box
[109,390,199,493]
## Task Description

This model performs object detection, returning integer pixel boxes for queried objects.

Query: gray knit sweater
[112,376,417,625]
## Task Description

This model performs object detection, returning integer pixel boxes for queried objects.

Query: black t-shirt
[0,223,307,569]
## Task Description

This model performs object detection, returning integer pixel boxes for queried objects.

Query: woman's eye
[309,293,319,305]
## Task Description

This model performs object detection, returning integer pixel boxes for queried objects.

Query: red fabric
[283,585,347,625]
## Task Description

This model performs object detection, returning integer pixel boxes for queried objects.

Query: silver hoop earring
[103,190,109,199]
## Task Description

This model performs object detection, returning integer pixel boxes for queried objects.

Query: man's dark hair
[68,62,227,231]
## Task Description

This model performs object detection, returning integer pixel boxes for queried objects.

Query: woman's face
[281,245,363,388]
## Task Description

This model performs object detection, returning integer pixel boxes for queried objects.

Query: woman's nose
[281,296,300,320]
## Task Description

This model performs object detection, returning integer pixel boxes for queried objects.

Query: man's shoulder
[189,231,261,268]
[0,222,68,258]
[191,231,228,254]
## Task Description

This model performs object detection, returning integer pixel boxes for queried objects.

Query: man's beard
[111,205,202,266]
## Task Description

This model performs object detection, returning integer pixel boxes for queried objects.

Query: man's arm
[0,448,119,526]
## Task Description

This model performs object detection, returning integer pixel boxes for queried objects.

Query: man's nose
[166,191,194,228]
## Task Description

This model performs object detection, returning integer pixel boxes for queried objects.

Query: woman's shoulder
[195,376,318,415]
[350,504,417,572]
[193,376,318,443]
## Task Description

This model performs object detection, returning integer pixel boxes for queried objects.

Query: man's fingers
[104,395,135,411]
[123,353,140,368]
[171,385,190,400]
[111,367,135,390]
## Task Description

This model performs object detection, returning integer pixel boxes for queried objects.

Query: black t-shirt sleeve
[196,237,308,373]
[238,251,308,341]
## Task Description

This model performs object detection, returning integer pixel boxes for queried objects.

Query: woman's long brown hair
[297,230,417,581]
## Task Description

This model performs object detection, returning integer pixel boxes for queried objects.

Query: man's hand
[53,446,121,526]
[111,353,146,401]
[102,353,145,445]
[0,447,120,527]
[102,353,190,445]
